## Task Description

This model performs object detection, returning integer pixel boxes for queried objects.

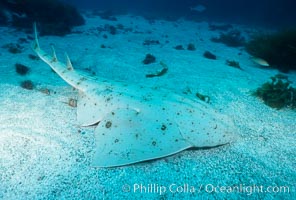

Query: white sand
[0,14,295,199]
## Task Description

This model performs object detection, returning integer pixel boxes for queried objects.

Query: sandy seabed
[0,13,295,199]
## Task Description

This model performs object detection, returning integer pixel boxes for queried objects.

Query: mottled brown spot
[68,98,77,107]
[105,121,112,128]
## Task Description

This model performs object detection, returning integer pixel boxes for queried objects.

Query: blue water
[63,0,296,28]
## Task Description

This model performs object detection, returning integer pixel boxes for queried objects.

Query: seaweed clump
[146,62,168,78]
[211,30,245,47]
[245,29,296,72]
[226,60,242,70]
[253,74,296,109]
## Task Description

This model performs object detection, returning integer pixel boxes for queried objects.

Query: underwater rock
[2,43,23,54]
[104,24,117,35]
[28,54,40,60]
[203,51,217,60]
[143,39,160,46]
[142,53,156,64]
[15,63,30,75]
[187,43,196,51]
[174,45,184,50]
[20,80,34,90]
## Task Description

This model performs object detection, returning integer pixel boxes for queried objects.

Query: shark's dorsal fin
[65,53,74,70]
[33,22,40,50]
[51,45,58,62]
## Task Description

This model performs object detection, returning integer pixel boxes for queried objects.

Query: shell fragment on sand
[32,23,237,167]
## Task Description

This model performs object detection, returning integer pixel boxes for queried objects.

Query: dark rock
[15,63,30,75]
[142,54,156,64]
[21,80,34,90]
[143,39,160,45]
[2,43,23,54]
[203,51,217,60]
[187,43,196,51]
[174,45,184,50]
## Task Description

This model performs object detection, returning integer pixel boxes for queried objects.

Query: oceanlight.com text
[122,183,290,196]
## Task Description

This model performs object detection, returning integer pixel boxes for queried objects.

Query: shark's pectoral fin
[77,92,107,126]
[92,108,191,167]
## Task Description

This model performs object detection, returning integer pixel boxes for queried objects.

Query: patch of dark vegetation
[143,54,156,65]
[15,63,30,75]
[253,74,296,109]
[1,0,84,36]
[143,39,160,46]
[28,54,39,60]
[146,62,168,78]
[187,43,196,51]
[100,44,106,48]
[245,29,296,72]
[209,24,233,31]
[2,43,24,54]
[174,45,184,50]
[20,80,34,90]
[211,30,245,47]
[203,51,217,60]
[225,60,242,70]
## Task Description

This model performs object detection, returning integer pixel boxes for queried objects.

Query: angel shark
[32,24,237,167]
